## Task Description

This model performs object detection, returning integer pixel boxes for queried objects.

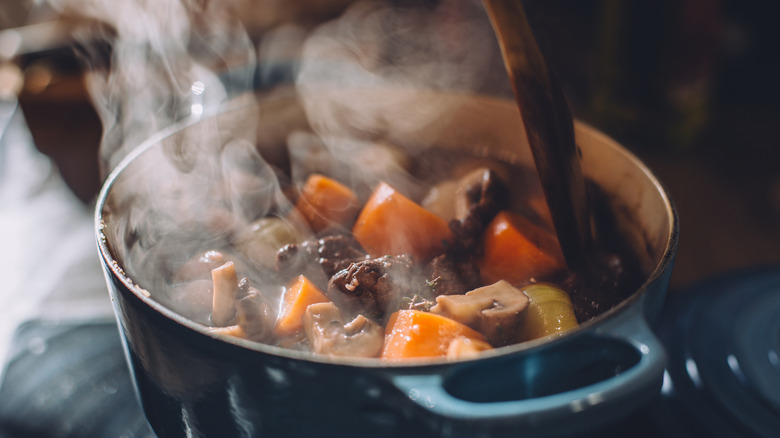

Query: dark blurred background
[525,0,780,289]
[3,0,779,291]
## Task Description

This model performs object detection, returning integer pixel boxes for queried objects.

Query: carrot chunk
[352,182,453,261]
[381,310,489,360]
[479,211,565,285]
[295,174,360,232]
[275,275,330,337]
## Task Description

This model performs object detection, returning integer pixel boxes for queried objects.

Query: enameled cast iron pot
[96,92,678,438]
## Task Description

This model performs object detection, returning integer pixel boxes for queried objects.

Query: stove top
[0,319,154,438]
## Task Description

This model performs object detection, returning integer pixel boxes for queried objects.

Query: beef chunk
[276,234,369,285]
[327,255,415,319]
[426,253,481,296]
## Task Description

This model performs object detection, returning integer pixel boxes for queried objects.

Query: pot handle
[391,308,665,425]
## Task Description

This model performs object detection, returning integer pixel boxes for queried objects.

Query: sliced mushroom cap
[454,167,508,226]
[431,280,530,346]
[236,287,275,343]
[303,302,384,358]
[420,167,507,225]
[421,179,460,222]
[211,261,239,327]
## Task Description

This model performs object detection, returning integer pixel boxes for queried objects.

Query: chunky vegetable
[352,182,453,261]
[155,143,641,361]
[381,309,489,360]
[518,284,578,340]
[211,261,239,326]
[479,211,565,285]
[236,289,275,342]
[295,173,360,233]
[421,179,459,222]
[430,280,530,346]
[303,302,384,357]
[275,275,330,337]
[237,217,303,269]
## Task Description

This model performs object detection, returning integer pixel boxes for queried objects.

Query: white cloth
[0,100,113,380]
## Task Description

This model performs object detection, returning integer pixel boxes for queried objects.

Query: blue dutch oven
[96,92,677,438]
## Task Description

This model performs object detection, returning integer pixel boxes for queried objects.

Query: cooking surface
[1,1,779,436]
[0,320,155,438]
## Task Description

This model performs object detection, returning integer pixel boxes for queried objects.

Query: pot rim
[94,92,679,369]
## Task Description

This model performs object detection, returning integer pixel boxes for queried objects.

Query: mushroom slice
[454,167,507,226]
[236,285,275,343]
[431,280,529,346]
[421,179,460,222]
[211,261,239,326]
[303,302,384,358]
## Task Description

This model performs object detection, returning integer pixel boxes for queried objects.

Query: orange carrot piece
[275,275,330,337]
[381,310,488,360]
[352,182,453,261]
[295,174,359,232]
[479,211,565,285]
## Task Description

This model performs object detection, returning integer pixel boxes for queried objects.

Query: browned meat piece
[431,280,530,346]
[326,254,415,319]
[427,168,507,294]
[425,253,481,296]
[561,250,640,322]
[303,302,384,358]
[276,234,369,286]
[317,234,370,273]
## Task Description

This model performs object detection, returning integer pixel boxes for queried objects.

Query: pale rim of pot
[94,93,679,369]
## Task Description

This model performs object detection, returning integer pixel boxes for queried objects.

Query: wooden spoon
[482,0,593,273]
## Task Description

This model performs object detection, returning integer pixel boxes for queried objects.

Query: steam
[68,0,514,327]
[47,0,256,173]
[295,0,510,200]
[297,0,508,149]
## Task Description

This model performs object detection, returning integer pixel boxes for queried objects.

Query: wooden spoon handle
[483,0,593,273]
